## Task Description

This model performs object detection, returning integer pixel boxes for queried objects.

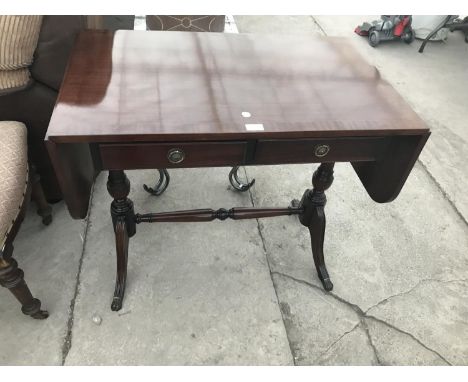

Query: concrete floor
[1,16,467,365]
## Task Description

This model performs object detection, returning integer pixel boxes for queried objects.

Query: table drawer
[253,137,390,164]
[99,141,247,170]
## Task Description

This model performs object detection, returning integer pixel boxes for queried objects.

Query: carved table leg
[107,170,136,311]
[112,217,129,311]
[0,250,49,319]
[298,163,335,291]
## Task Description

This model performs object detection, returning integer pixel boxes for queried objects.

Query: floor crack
[60,182,96,365]
[360,319,382,365]
[313,322,360,363]
[365,277,468,314]
[272,271,365,315]
[417,160,468,227]
[244,167,297,366]
[272,270,453,366]
[364,315,452,366]
[310,16,328,36]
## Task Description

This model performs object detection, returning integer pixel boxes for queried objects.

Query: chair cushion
[0,121,28,248]
[0,16,43,92]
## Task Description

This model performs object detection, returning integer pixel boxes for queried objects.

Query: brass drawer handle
[167,148,185,164]
[314,144,330,158]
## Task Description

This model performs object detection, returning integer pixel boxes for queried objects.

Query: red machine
[355,16,415,47]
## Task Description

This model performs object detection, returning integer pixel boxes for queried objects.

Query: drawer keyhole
[167,148,185,164]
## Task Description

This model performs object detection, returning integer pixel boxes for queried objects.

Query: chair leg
[0,243,49,319]
[30,164,52,226]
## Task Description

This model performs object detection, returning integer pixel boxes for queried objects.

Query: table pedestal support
[298,162,335,291]
[107,164,335,311]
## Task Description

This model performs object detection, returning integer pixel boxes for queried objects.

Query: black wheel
[403,28,415,44]
[369,30,380,47]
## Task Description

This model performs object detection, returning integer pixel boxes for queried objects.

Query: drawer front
[99,141,247,170]
[253,137,390,165]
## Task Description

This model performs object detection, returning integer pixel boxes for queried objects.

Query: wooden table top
[46,30,428,143]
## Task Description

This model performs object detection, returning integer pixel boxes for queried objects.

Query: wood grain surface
[46,30,428,143]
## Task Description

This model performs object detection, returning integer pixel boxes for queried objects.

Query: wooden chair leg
[0,243,48,319]
[30,164,52,226]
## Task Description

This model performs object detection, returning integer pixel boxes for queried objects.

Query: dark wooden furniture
[0,165,51,319]
[46,30,430,311]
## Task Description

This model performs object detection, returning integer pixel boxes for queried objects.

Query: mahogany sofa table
[45,30,430,311]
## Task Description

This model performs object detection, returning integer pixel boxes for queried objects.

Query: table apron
[98,137,391,170]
